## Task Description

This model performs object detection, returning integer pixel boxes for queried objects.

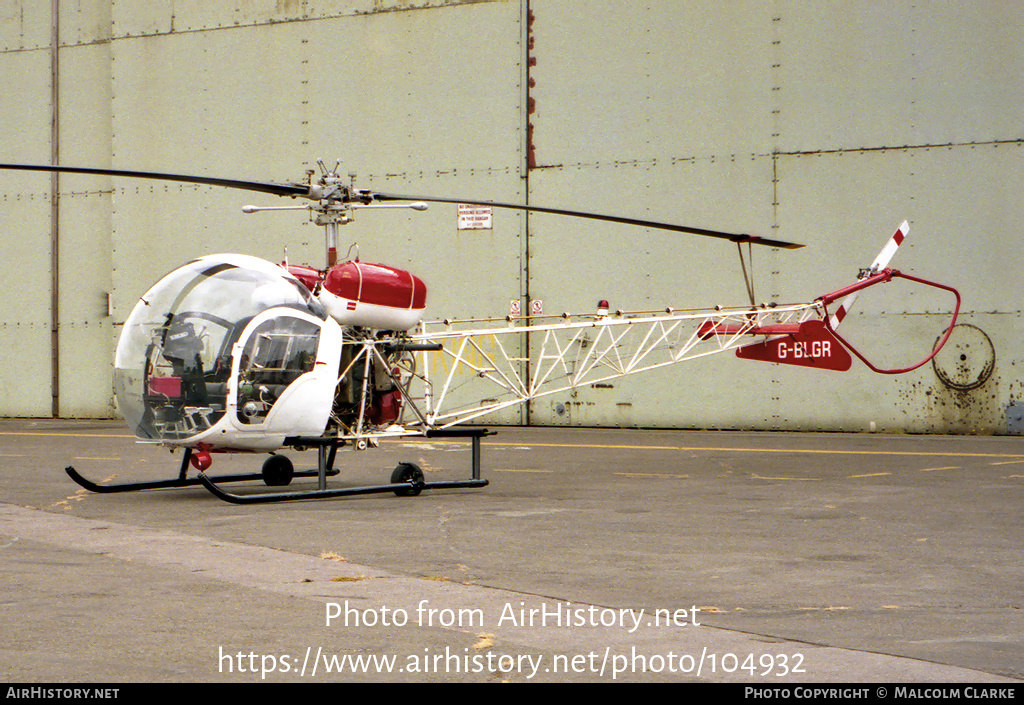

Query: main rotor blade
[0,163,309,198]
[0,163,804,248]
[370,192,804,249]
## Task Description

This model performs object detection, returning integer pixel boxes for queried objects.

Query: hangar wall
[0,1,1020,433]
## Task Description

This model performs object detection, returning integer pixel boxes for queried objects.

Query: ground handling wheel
[262,454,295,486]
[391,462,425,496]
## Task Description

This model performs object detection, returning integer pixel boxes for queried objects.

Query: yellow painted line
[492,468,553,474]
[848,472,892,478]
[489,442,1024,460]
[989,459,1024,466]
[555,444,1023,459]
[4,428,1023,461]
[615,472,689,478]
[750,474,822,481]
[393,437,1024,460]
[918,466,959,472]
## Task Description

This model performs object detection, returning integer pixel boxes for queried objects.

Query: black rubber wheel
[391,462,425,496]
[262,454,294,486]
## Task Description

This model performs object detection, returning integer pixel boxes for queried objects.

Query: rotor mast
[242,159,428,269]
[311,160,350,268]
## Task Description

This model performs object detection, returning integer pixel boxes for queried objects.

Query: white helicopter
[0,161,961,503]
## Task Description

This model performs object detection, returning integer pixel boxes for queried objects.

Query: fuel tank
[319,261,427,331]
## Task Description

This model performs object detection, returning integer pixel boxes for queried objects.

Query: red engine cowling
[319,261,427,331]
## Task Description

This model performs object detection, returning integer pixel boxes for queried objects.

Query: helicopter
[0,161,961,503]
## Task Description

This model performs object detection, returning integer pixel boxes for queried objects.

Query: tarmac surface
[0,418,1021,683]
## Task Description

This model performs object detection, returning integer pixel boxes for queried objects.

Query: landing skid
[199,428,493,504]
[65,446,339,494]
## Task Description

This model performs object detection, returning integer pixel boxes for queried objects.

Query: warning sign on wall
[458,204,493,230]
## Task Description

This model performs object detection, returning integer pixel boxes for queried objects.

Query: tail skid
[818,268,960,374]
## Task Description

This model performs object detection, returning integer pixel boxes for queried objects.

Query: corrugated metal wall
[1,1,1020,433]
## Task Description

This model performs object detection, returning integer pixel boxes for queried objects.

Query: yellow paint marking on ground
[397,437,1024,460]
[989,459,1024,466]
[918,466,959,472]
[749,474,822,481]
[848,472,892,478]
[6,429,1024,461]
[486,442,1024,460]
[492,468,553,473]
[615,471,689,478]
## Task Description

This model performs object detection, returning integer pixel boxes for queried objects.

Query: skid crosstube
[65,446,339,494]
[198,428,493,504]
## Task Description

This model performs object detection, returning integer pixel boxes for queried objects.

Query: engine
[284,260,424,433]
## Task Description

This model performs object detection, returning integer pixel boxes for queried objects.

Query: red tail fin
[736,320,851,371]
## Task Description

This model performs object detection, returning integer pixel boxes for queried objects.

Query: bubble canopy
[114,254,331,442]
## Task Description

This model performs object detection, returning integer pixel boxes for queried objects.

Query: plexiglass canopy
[114,254,327,441]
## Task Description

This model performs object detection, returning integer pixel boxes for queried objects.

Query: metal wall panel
[59,0,110,46]
[523,2,783,429]
[527,1,776,163]
[1,0,1020,433]
[0,0,49,50]
[104,2,525,304]
[56,40,115,417]
[106,22,307,317]
[102,0,527,421]
[768,0,1024,435]
[522,1,1021,433]
[0,48,51,162]
[525,2,786,429]
[776,1,1024,150]
[0,43,52,415]
[0,190,51,416]
[294,1,527,424]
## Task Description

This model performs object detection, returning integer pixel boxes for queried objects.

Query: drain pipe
[50,0,60,417]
